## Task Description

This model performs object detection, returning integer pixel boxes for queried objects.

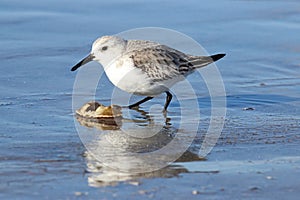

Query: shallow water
[1,0,300,199]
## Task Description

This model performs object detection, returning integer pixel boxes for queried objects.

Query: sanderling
[71,35,225,111]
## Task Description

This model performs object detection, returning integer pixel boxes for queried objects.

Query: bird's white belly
[104,60,168,96]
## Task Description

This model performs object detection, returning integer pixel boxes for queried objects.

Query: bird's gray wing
[125,45,194,81]
[125,42,217,81]
[126,39,162,52]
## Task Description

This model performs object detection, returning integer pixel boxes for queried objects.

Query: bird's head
[71,35,127,71]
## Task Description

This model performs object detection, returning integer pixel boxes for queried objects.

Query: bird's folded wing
[124,45,195,81]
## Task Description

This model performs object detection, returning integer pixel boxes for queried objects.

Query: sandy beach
[1,0,300,199]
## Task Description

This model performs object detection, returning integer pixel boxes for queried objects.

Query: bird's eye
[101,46,108,51]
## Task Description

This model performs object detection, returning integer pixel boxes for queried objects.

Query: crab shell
[76,101,122,119]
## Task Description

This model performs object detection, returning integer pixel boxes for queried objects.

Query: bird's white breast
[103,57,168,96]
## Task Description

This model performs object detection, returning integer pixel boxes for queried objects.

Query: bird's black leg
[128,96,153,109]
[163,91,173,111]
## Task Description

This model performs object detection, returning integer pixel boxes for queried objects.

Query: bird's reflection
[83,149,205,187]
[75,106,204,187]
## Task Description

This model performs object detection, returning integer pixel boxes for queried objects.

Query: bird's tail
[188,53,226,69]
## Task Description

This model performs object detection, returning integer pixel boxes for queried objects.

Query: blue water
[1,0,300,199]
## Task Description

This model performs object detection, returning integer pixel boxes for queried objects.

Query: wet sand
[1,0,300,199]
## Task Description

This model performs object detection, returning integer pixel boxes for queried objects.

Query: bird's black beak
[71,54,95,71]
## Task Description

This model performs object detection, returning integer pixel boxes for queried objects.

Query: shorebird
[71,35,225,111]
